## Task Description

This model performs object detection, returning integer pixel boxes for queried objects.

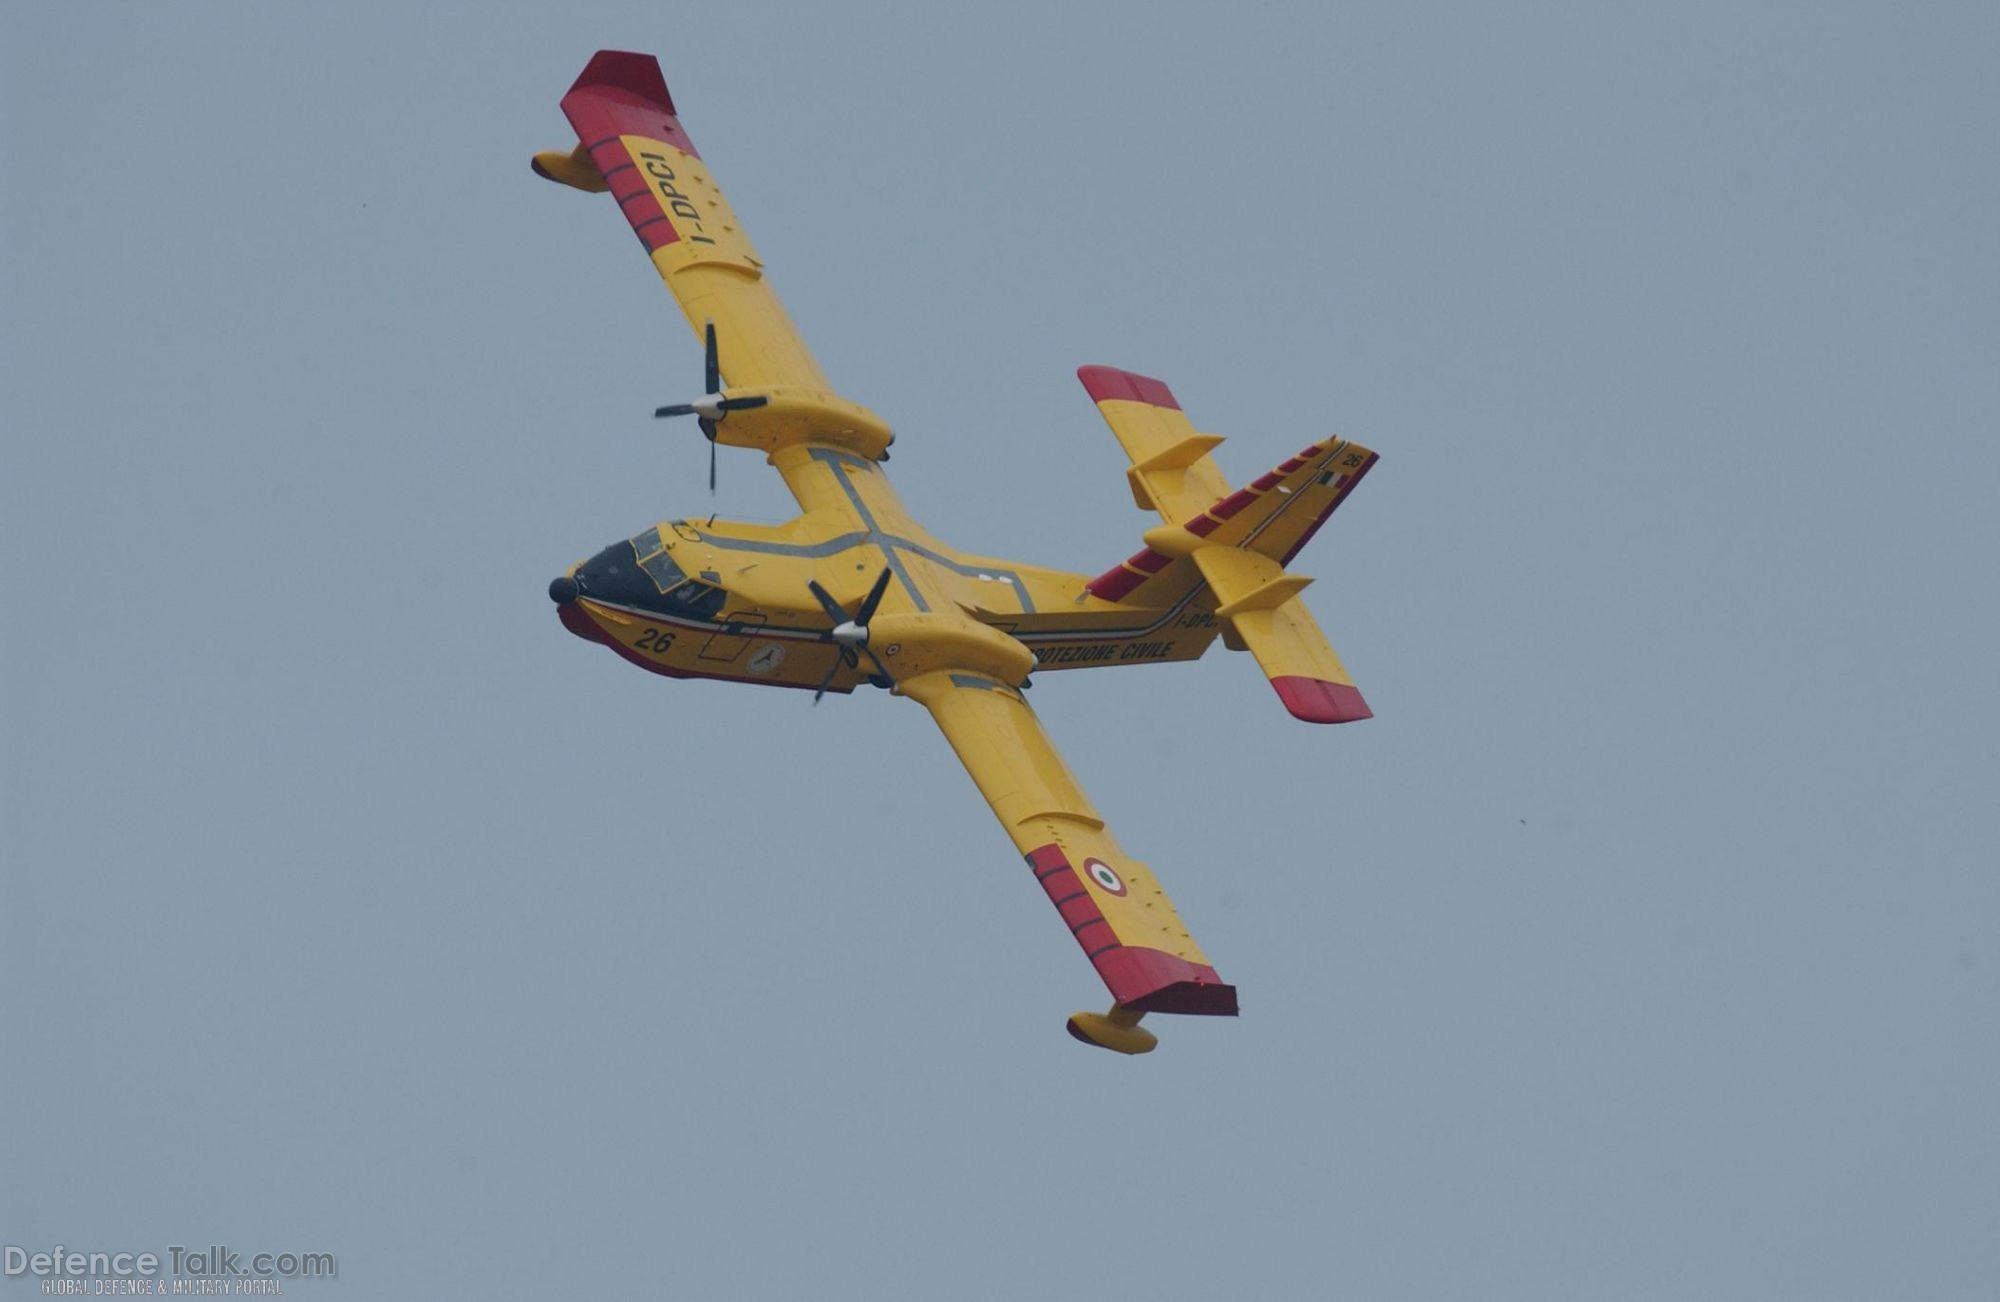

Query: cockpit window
[624,524,696,598]
[575,529,728,620]
[639,548,685,593]
[630,525,665,561]
[668,581,726,618]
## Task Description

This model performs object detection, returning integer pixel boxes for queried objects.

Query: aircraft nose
[548,574,581,605]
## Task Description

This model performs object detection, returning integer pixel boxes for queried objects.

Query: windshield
[571,528,724,620]
[632,527,724,615]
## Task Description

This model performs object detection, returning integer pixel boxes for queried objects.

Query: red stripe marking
[604,178,652,206]
[1076,365,1182,410]
[1085,567,1145,602]
[1186,515,1219,537]
[1042,873,1086,908]
[592,139,639,164]
[1210,487,1259,521]
[1026,845,1067,876]
[1084,546,1172,601]
[1062,901,1106,931]
[1251,472,1285,491]
[587,140,679,251]
[1025,846,1117,953]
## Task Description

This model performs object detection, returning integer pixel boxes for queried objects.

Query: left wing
[538,51,827,391]
[900,671,1237,1020]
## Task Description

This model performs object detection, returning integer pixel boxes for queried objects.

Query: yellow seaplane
[536,51,1379,1053]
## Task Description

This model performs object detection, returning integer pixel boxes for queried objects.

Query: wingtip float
[534,51,1379,1053]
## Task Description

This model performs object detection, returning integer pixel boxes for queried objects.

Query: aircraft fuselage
[550,450,1221,695]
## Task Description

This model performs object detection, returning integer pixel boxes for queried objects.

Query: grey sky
[5,2,1996,1298]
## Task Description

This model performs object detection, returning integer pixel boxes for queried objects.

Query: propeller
[806,567,896,704]
[654,320,769,493]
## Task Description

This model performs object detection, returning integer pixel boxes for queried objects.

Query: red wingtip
[569,49,676,114]
[1077,365,1181,410]
[1094,948,1239,1016]
[1271,676,1372,724]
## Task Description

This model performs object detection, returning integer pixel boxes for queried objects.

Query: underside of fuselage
[550,511,1223,695]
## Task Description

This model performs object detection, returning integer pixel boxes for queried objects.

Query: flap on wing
[903,671,1236,1015]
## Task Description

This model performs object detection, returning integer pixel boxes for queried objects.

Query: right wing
[900,670,1237,1016]
[541,51,828,391]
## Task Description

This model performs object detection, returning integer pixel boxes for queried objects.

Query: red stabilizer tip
[1271,676,1373,724]
[1077,365,1181,410]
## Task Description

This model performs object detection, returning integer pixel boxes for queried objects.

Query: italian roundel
[1083,858,1127,896]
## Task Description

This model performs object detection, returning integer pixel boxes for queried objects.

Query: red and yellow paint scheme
[535,52,1379,1053]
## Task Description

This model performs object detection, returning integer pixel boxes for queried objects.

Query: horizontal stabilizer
[1078,366,1231,523]
[1235,601,1371,723]
[1270,670,1372,724]
[1191,549,1370,725]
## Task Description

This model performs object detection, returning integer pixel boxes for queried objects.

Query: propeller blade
[854,566,895,625]
[813,657,840,705]
[812,647,865,705]
[805,579,850,629]
[659,322,752,493]
[859,644,895,688]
